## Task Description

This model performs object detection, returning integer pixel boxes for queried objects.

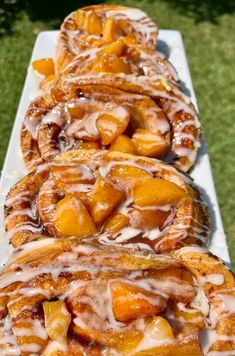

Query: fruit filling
[52,159,188,244]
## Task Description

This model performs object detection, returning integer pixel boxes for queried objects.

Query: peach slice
[109,164,152,190]
[129,207,171,230]
[132,129,167,158]
[54,195,97,237]
[97,111,130,145]
[89,177,125,225]
[75,10,102,35]
[110,134,137,155]
[98,39,125,56]
[43,300,71,344]
[67,105,85,119]
[93,53,131,74]
[136,316,174,352]
[133,178,188,207]
[111,282,167,322]
[103,212,129,233]
[32,58,55,76]
[102,18,122,42]
[86,12,103,35]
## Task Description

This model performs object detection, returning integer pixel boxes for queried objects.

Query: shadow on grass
[159,0,235,23]
[1,0,235,35]
[0,0,97,34]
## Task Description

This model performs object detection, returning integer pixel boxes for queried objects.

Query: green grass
[0,0,234,266]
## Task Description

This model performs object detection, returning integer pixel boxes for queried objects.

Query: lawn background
[0,0,234,266]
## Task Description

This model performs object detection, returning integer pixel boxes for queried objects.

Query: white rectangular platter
[0,30,230,265]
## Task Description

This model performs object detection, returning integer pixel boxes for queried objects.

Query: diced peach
[132,129,167,158]
[32,58,55,76]
[67,105,85,119]
[111,282,166,322]
[98,39,125,56]
[89,177,125,224]
[129,207,171,230]
[76,141,101,150]
[93,53,131,74]
[97,111,130,145]
[43,301,71,344]
[86,12,103,35]
[74,10,102,35]
[110,135,137,154]
[133,178,188,207]
[109,165,152,190]
[102,18,122,42]
[103,213,129,233]
[55,195,97,237]
[144,316,174,343]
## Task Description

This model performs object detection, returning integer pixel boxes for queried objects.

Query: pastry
[0,239,234,355]
[5,149,210,250]
[21,77,199,172]
[56,4,158,71]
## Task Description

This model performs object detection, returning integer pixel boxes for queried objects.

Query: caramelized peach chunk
[75,10,102,35]
[93,53,131,74]
[103,212,129,233]
[32,58,55,76]
[134,178,188,207]
[132,129,167,158]
[67,105,85,119]
[43,301,71,344]
[86,12,103,35]
[55,195,97,237]
[98,39,125,56]
[129,207,171,230]
[102,18,122,42]
[97,110,130,145]
[109,164,152,190]
[136,316,174,351]
[110,134,137,154]
[111,282,166,322]
[89,177,125,224]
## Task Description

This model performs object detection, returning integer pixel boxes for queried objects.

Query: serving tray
[0,30,230,265]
